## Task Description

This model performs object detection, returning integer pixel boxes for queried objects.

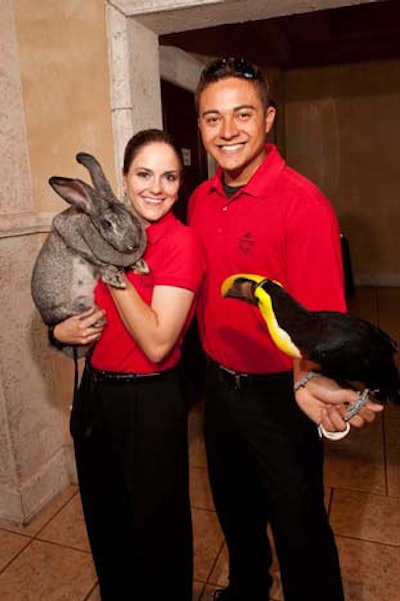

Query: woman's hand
[53,308,105,346]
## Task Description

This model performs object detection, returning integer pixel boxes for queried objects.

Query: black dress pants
[204,362,344,601]
[71,365,193,601]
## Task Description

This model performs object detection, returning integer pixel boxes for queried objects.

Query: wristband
[293,370,319,392]
[318,422,350,441]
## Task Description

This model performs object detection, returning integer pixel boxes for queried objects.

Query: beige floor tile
[325,486,333,512]
[387,444,400,497]
[201,583,224,601]
[268,536,284,601]
[0,539,97,601]
[324,417,386,494]
[337,536,400,601]
[87,585,101,600]
[192,507,224,582]
[193,579,206,600]
[190,465,215,510]
[384,403,400,447]
[269,592,283,601]
[0,529,31,572]
[189,401,207,469]
[0,484,78,536]
[207,540,228,587]
[331,489,400,545]
[37,493,91,552]
[189,435,207,469]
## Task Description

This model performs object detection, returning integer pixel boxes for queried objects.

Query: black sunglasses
[200,57,261,81]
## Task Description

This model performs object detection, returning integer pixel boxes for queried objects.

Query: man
[188,57,382,601]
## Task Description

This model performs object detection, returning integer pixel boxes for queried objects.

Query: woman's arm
[109,276,195,363]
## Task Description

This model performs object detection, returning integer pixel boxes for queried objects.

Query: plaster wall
[285,59,400,285]
[0,0,164,524]
[14,0,116,212]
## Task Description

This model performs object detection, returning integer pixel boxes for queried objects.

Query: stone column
[0,0,70,525]
[107,5,163,194]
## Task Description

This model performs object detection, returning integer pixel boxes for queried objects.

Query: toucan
[221,274,400,408]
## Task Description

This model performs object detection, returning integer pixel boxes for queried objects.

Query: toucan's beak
[221,273,266,305]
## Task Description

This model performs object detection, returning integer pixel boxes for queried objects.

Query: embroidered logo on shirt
[238,232,255,254]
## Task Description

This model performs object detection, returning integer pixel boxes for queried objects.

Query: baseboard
[354,273,400,287]
[0,446,71,526]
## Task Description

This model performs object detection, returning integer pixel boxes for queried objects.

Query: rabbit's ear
[76,153,115,204]
[49,177,94,213]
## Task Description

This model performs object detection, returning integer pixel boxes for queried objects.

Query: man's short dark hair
[195,57,272,114]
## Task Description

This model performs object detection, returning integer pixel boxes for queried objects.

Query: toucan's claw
[344,388,371,422]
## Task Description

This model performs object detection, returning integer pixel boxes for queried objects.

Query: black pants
[71,364,193,601]
[204,362,344,601]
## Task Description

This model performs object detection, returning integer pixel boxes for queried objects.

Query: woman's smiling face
[124,141,181,226]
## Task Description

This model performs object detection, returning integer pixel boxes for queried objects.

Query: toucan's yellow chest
[254,287,301,359]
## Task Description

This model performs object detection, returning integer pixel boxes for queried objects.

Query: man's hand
[294,373,384,433]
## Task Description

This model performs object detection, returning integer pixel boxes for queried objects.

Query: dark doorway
[161,79,208,223]
[161,78,208,404]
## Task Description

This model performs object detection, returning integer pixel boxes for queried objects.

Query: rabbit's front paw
[131,259,150,274]
[101,267,126,289]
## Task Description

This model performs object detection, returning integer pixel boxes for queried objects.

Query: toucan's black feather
[223,276,400,405]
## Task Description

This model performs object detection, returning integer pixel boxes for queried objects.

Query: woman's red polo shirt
[90,211,205,373]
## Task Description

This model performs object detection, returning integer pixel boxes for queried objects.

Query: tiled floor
[1,286,400,600]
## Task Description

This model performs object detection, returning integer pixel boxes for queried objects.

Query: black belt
[210,360,291,390]
[89,365,172,384]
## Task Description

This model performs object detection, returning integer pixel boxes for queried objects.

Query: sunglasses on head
[200,57,261,81]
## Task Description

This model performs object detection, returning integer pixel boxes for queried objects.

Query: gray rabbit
[31,152,148,357]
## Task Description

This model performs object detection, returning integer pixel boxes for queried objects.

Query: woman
[52,129,205,600]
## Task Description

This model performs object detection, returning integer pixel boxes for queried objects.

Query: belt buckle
[218,364,247,390]
[234,372,241,390]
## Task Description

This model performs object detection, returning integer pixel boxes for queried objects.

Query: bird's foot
[344,389,371,422]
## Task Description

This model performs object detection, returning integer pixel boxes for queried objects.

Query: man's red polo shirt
[188,144,346,374]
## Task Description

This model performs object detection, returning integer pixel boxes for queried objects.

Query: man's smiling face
[198,77,275,186]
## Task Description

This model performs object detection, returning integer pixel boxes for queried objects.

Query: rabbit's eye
[101,219,113,229]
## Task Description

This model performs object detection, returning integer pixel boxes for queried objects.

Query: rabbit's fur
[31,152,148,357]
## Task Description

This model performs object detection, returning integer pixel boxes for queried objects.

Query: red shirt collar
[145,210,177,245]
[207,144,286,198]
